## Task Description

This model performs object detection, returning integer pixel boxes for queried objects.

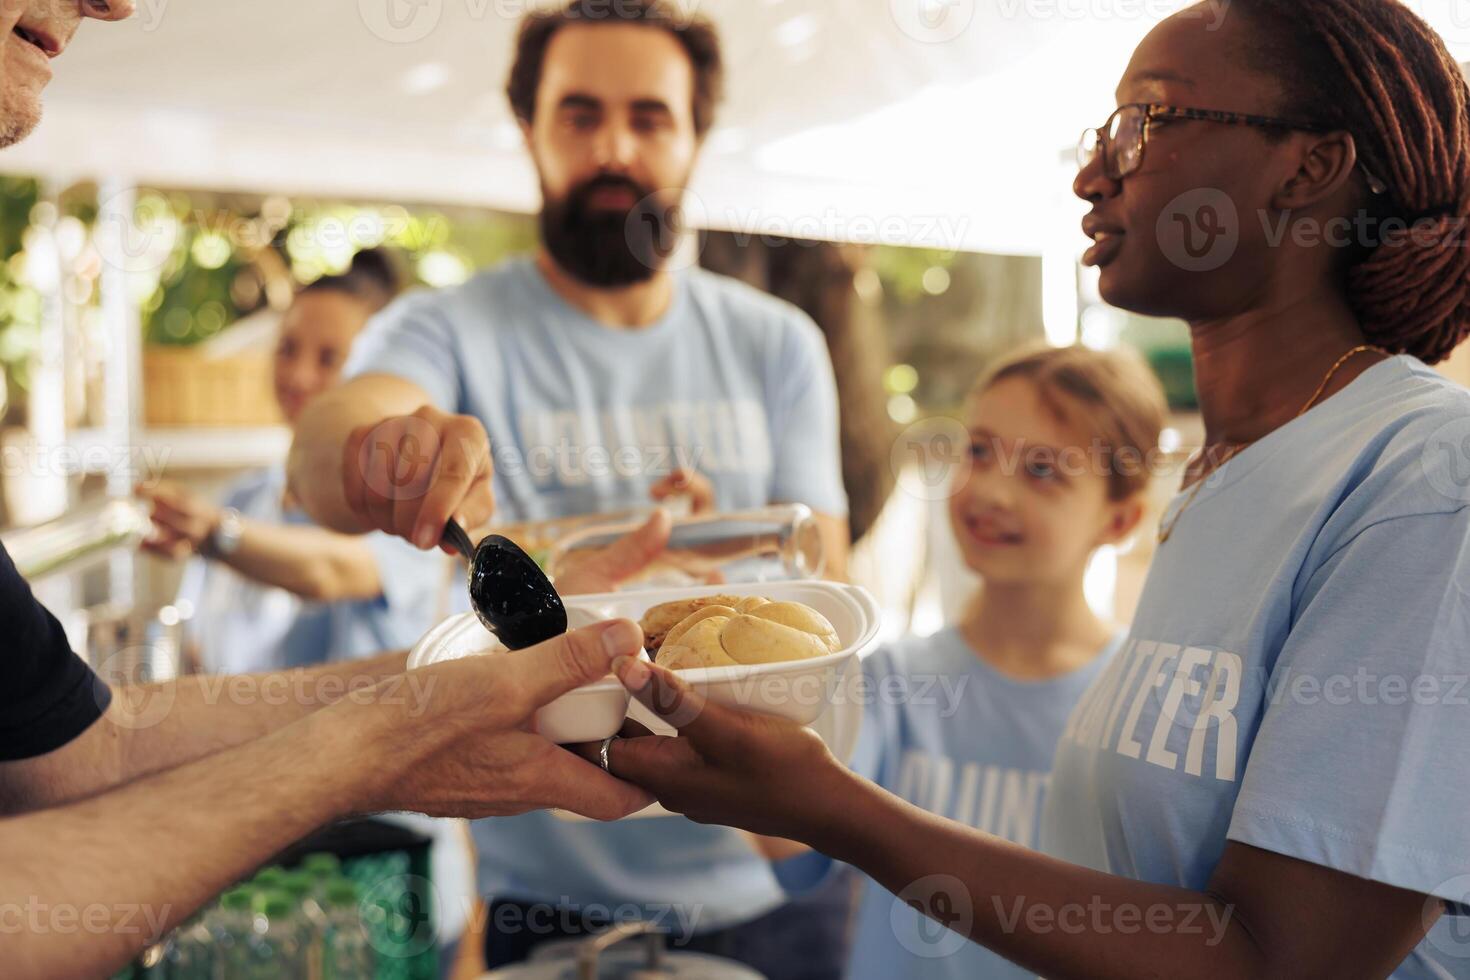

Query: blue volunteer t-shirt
[842,628,1120,980]
[1043,355,1470,978]
[179,465,442,674]
[345,255,848,932]
[346,255,848,522]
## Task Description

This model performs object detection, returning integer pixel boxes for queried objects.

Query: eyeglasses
[1077,103,1389,196]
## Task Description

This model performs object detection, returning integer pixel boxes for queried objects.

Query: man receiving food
[0,7,654,979]
[288,2,851,974]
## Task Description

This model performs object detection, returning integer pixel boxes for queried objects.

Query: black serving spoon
[443,518,568,650]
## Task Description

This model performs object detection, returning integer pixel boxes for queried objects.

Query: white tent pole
[96,178,144,607]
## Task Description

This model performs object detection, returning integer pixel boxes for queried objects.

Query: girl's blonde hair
[970,344,1167,501]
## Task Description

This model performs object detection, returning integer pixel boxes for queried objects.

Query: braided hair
[1238,0,1470,363]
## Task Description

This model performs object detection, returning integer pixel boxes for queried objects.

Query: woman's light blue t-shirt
[1043,355,1470,979]
[179,465,442,673]
[821,628,1120,980]
[345,257,849,932]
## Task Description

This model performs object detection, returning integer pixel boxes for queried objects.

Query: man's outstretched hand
[353,620,654,821]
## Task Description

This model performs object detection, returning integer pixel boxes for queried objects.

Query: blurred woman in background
[139,247,443,673]
[137,249,472,970]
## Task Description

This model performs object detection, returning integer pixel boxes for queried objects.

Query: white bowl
[406,606,628,744]
[407,581,881,748]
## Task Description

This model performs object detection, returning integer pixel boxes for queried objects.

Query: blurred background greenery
[0,181,1196,431]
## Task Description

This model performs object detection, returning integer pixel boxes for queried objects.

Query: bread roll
[649,597,841,670]
[718,614,829,665]
[640,595,745,652]
[655,616,740,670]
[745,602,840,653]
[661,605,737,651]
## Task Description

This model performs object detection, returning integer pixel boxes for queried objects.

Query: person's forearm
[115,651,412,783]
[806,772,1263,980]
[288,375,422,534]
[0,651,409,814]
[0,699,395,980]
[218,520,382,602]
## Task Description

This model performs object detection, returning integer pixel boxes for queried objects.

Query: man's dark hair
[506,0,724,137]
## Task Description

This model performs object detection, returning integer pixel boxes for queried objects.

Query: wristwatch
[205,507,245,558]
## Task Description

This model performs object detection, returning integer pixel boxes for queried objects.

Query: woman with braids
[585,2,1470,976]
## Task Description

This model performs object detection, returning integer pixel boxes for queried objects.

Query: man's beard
[0,89,42,150]
[540,174,686,287]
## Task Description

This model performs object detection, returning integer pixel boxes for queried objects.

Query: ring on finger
[599,735,619,774]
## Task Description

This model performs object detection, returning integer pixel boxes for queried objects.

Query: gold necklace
[1157,344,1389,545]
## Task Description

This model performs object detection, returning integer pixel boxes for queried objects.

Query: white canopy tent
[14,0,1470,257]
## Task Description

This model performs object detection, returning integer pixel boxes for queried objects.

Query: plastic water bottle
[162,912,215,980]
[211,887,257,978]
[321,879,376,979]
[282,869,327,979]
[302,852,342,892]
[280,870,322,926]
[252,866,288,892]
[241,890,307,979]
